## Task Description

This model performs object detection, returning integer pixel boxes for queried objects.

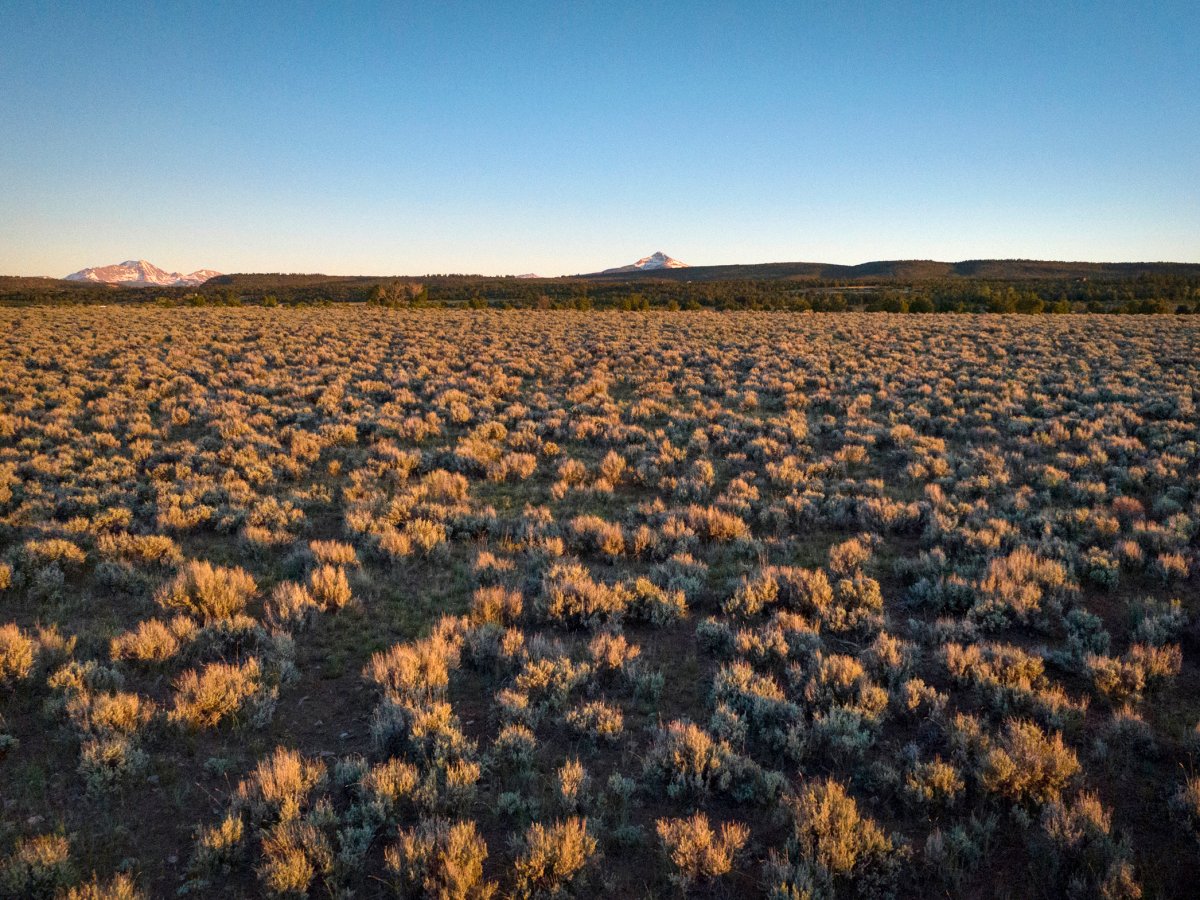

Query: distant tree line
[2,272,1198,313]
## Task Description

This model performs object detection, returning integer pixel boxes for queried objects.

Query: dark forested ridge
[580,258,1200,281]
[3,258,1200,312]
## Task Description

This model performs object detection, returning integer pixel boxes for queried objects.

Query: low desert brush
[156,560,257,622]
[656,812,749,889]
[511,817,598,899]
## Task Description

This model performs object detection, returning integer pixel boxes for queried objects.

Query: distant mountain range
[3,257,1193,297]
[599,251,689,274]
[65,259,221,287]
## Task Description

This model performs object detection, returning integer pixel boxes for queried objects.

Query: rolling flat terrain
[1,309,1198,898]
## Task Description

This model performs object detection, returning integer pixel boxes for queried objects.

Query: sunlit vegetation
[0,307,1197,896]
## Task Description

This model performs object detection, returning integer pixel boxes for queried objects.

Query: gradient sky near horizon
[1,1,1197,277]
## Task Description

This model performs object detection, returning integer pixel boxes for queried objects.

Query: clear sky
[1,1,1196,277]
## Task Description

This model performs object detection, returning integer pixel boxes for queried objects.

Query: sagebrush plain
[1,308,1198,898]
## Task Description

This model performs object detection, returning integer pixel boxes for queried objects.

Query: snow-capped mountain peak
[600,251,689,274]
[64,260,221,287]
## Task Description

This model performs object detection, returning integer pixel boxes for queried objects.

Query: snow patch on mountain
[65,260,221,287]
[600,251,689,274]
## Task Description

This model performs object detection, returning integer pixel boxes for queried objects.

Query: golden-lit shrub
[156,560,257,622]
[256,819,332,896]
[0,623,36,687]
[568,515,626,559]
[772,567,834,615]
[538,562,630,629]
[1037,792,1140,898]
[599,450,627,484]
[768,778,900,894]
[110,617,194,665]
[902,757,964,809]
[685,505,751,543]
[556,758,590,813]
[656,812,749,889]
[407,518,449,555]
[973,547,1072,626]
[62,871,145,900]
[235,746,326,826]
[0,833,74,897]
[587,631,640,674]
[384,818,496,900]
[511,817,597,899]
[722,571,779,618]
[565,700,624,742]
[1086,643,1182,702]
[96,533,183,567]
[24,537,87,566]
[828,535,873,575]
[981,719,1080,807]
[308,539,358,566]
[169,658,267,730]
[364,632,460,705]
[307,564,352,610]
[264,582,320,629]
[470,585,523,626]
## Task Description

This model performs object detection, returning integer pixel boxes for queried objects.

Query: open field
[1,308,1198,898]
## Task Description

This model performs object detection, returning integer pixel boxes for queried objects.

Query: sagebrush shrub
[643,720,727,799]
[308,564,352,610]
[471,585,523,626]
[265,582,320,629]
[587,631,640,674]
[24,537,87,566]
[1037,792,1139,897]
[156,560,257,622]
[385,817,497,900]
[627,577,687,624]
[308,539,358,566]
[538,562,630,629]
[365,633,459,706]
[510,817,597,899]
[1086,643,1182,703]
[828,535,873,575]
[656,812,749,889]
[565,700,624,742]
[256,819,331,896]
[902,756,964,809]
[556,758,590,813]
[235,746,327,826]
[685,504,751,543]
[972,547,1072,626]
[0,623,36,687]
[569,515,626,559]
[981,719,1080,807]
[61,871,144,900]
[722,571,779,618]
[1170,775,1200,844]
[768,778,901,895]
[0,833,74,897]
[169,658,268,730]
[110,617,193,665]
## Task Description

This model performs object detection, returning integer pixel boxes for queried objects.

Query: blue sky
[1,1,1196,276]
